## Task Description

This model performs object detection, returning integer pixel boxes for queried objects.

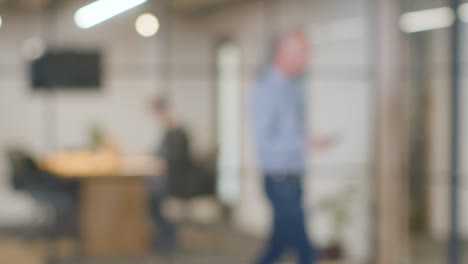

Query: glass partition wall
[400,0,468,263]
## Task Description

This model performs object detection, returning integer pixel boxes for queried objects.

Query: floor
[0,224,263,264]
[411,237,468,264]
[0,224,355,264]
[1,224,464,264]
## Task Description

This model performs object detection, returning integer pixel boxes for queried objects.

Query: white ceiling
[0,0,55,10]
[172,0,228,10]
[0,0,240,12]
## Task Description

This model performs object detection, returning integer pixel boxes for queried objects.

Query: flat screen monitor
[31,51,101,89]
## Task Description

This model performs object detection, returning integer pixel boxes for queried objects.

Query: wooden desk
[79,174,149,258]
[40,153,164,258]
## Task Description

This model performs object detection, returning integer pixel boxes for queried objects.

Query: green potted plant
[317,187,355,260]
[89,123,104,149]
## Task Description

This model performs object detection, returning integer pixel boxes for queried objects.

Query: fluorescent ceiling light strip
[399,7,455,33]
[75,0,147,29]
[458,3,468,23]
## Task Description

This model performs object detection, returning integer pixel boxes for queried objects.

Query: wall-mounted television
[31,50,102,89]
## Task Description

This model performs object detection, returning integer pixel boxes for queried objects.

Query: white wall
[170,1,271,239]
[170,0,375,261]
[306,2,373,259]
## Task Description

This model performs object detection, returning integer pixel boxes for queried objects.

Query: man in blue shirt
[251,31,325,264]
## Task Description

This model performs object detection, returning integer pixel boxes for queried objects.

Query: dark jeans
[149,178,176,250]
[256,175,318,264]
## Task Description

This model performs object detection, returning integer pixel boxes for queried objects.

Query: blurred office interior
[0,0,467,263]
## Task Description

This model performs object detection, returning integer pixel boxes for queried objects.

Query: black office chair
[7,148,79,238]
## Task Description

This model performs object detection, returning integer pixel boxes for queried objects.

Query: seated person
[148,96,193,250]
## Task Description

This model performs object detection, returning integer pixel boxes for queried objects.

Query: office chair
[7,148,79,239]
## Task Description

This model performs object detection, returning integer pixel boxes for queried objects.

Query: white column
[376,0,410,263]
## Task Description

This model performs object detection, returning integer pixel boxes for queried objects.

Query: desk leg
[79,178,150,258]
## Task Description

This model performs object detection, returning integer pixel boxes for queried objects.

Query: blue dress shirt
[251,67,306,175]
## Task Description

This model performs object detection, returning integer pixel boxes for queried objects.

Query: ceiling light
[135,13,159,37]
[21,37,46,60]
[458,3,468,23]
[399,7,455,33]
[75,0,147,29]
